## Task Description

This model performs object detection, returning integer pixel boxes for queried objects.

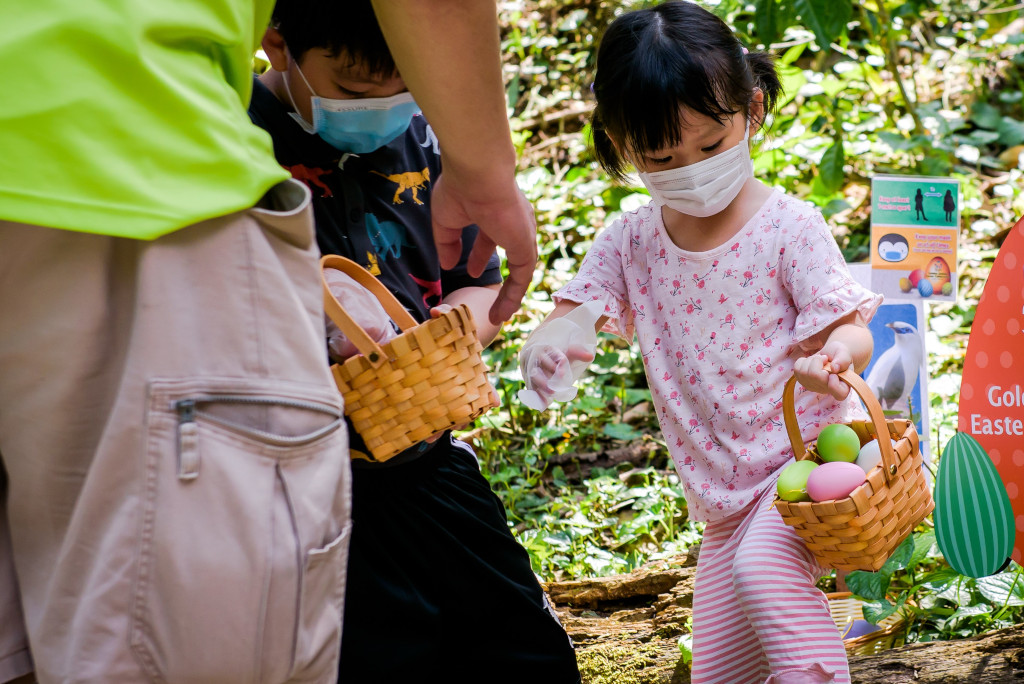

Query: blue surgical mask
[285,58,420,154]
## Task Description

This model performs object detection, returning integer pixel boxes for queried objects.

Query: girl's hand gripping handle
[518,300,604,411]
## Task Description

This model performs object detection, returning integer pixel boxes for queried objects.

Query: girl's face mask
[285,57,420,154]
[637,121,753,218]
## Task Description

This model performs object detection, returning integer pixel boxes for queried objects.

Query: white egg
[856,438,898,474]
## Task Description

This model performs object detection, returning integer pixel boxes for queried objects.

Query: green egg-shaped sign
[934,432,1015,577]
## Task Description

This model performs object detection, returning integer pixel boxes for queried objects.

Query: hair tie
[742,47,749,54]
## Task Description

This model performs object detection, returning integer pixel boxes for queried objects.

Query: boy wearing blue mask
[249,2,582,682]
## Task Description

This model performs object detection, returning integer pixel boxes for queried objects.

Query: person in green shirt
[0,1,538,681]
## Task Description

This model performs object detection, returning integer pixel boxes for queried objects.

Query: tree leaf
[863,592,906,624]
[975,571,1024,607]
[969,101,1002,130]
[908,529,938,569]
[818,141,846,193]
[847,568,891,601]
[794,0,852,49]
[602,422,642,441]
[880,534,916,574]
[997,117,1024,147]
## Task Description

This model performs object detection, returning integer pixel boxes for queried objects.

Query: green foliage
[846,530,1024,642]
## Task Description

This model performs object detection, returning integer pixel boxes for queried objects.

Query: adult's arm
[371,0,537,325]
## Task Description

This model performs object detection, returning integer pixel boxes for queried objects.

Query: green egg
[777,460,818,502]
[935,432,1015,578]
[816,424,860,463]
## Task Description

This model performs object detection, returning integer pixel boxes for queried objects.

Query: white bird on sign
[864,321,923,412]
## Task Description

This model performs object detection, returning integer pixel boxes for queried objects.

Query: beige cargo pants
[0,180,351,683]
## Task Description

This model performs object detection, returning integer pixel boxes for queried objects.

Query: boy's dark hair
[271,0,396,76]
[591,0,782,181]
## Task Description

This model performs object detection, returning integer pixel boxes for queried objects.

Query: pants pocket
[291,522,352,683]
[130,377,350,684]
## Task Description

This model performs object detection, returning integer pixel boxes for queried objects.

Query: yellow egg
[899,277,912,293]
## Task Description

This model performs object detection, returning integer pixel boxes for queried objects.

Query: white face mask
[637,122,753,217]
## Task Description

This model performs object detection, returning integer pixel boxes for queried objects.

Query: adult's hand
[431,171,537,325]
[370,0,538,325]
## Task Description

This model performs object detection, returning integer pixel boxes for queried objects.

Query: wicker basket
[321,255,498,462]
[826,592,907,656]
[774,369,934,571]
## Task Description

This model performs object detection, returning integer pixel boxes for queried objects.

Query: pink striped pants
[690,487,849,684]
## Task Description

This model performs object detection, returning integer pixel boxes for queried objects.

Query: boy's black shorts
[338,437,582,684]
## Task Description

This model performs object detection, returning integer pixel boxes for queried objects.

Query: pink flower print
[637,276,651,296]
[754,357,772,375]
[692,260,718,289]
[630,233,641,250]
[681,453,695,471]
[754,287,771,305]
[746,406,763,426]
[766,415,783,432]
[721,312,735,330]
[738,342,751,360]
[740,270,755,288]
[703,435,721,451]
[633,303,646,320]
[687,369,702,386]
[658,247,667,261]
[723,268,737,280]
[729,242,741,257]
[752,241,764,257]
[760,318,784,347]
[694,334,714,360]
[746,313,761,329]
[722,383,738,400]
[670,278,684,296]
[674,350,685,367]
[685,298,702,315]
[687,417,700,435]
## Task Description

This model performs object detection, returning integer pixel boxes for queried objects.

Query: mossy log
[543,550,1024,683]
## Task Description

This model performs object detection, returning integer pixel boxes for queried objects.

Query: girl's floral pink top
[555,190,882,522]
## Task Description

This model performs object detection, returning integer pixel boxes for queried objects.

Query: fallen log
[543,550,1024,683]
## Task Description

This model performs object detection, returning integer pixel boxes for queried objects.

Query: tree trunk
[543,550,1024,683]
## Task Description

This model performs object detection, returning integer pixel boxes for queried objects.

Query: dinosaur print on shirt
[371,167,430,205]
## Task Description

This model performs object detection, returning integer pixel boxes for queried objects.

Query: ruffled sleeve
[785,211,883,344]
[553,215,634,341]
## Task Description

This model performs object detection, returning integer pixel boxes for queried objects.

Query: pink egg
[806,462,867,502]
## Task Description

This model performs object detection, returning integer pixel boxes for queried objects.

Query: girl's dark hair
[591,1,782,181]
[271,0,396,77]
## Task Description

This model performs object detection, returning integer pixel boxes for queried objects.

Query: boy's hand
[430,171,537,326]
[793,340,854,400]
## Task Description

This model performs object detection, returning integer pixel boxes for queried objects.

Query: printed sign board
[957,216,1024,563]
[870,175,960,303]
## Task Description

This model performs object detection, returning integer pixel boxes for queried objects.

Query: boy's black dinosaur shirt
[249,76,502,465]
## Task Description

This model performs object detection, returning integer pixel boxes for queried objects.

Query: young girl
[520,2,882,682]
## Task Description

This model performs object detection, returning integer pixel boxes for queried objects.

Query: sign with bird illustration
[848,264,931,471]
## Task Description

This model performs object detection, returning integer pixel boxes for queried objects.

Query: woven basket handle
[782,368,899,484]
[321,255,418,368]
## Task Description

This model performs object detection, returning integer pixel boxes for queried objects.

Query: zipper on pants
[173,395,343,480]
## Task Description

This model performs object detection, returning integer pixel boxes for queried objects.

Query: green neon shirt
[0,2,289,239]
